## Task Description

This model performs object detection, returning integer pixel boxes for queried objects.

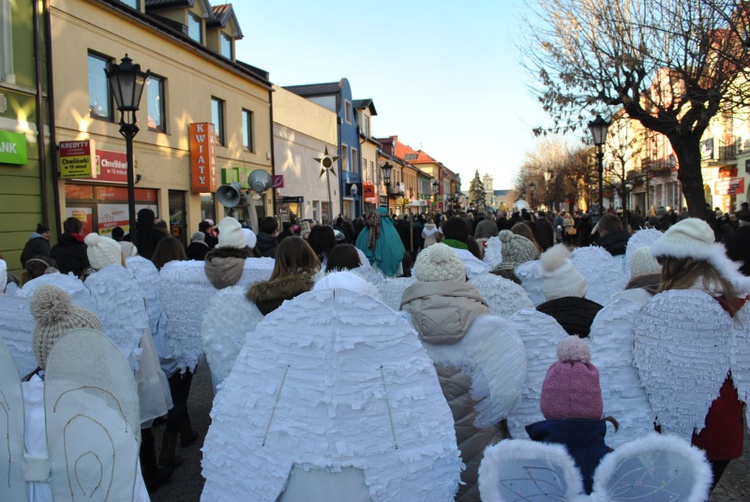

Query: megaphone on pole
[247,169,272,194]
[217,181,243,208]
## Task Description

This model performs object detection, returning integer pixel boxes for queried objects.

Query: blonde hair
[658,256,738,315]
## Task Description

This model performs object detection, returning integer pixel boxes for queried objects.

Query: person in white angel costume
[399,243,527,502]
[634,217,750,491]
[201,271,462,501]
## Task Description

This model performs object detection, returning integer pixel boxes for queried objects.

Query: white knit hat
[85,233,123,270]
[216,217,247,249]
[650,217,750,292]
[413,243,466,282]
[242,228,257,249]
[30,284,103,368]
[629,246,661,278]
[541,244,588,301]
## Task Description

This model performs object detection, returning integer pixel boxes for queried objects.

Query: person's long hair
[658,256,739,315]
[511,222,542,254]
[270,236,320,281]
[151,236,187,270]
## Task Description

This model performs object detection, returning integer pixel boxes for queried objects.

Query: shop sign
[190,123,218,193]
[272,175,284,188]
[0,130,27,165]
[363,182,376,203]
[278,196,303,203]
[715,177,745,195]
[95,150,128,183]
[60,140,95,178]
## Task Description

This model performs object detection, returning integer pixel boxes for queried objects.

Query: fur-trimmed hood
[246,272,316,315]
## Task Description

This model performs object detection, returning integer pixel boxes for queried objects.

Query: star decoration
[315,146,339,177]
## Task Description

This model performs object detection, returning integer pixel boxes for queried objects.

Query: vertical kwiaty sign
[190,123,218,193]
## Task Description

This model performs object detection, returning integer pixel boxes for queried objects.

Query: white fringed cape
[201,289,461,501]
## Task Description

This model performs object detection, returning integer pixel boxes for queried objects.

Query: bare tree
[523,0,750,217]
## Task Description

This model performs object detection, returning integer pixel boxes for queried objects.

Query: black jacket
[536,296,603,338]
[50,233,89,277]
[724,226,750,276]
[534,218,554,251]
[254,232,278,258]
[596,230,631,256]
[20,236,51,267]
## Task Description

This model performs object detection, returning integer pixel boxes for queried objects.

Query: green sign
[0,130,27,165]
[222,166,252,187]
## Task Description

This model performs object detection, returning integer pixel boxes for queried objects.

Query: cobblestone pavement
[150,367,750,501]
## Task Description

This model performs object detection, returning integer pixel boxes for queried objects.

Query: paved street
[151,367,750,501]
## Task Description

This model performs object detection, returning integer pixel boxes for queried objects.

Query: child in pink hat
[525,336,615,494]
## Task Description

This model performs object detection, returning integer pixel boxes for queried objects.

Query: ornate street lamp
[529,181,536,211]
[544,168,553,210]
[106,54,150,233]
[588,114,610,218]
[431,179,440,211]
[381,162,393,188]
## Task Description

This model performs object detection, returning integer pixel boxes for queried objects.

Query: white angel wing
[420,314,528,428]
[591,433,712,502]
[201,286,264,385]
[469,273,534,318]
[515,260,545,306]
[730,299,750,428]
[201,289,460,501]
[0,295,37,377]
[483,236,503,270]
[348,263,386,286]
[126,256,162,336]
[633,289,732,441]
[0,338,26,500]
[506,309,569,439]
[160,259,273,372]
[85,264,147,371]
[375,276,416,311]
[588,298,655,448]
[478,439,584,502]
[571,246,628,306]
[45,328,141,501]
[624,228,664,277]
[14,272,96,313]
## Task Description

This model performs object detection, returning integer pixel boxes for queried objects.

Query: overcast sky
[232,0,551,190]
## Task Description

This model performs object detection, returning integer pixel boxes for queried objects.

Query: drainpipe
[268,88,276,219]
[42,0,62,235]
[33,0,49,228]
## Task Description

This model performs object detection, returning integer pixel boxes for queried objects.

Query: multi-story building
[49,0,273,244]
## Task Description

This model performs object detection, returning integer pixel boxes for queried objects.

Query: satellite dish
[247,169,272,194]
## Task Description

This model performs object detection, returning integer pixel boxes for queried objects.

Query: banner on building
[363,182,376,203]
[0,130,27,165]
[189,123,218,193]
[95,150,128,183]
[60,140,95,178]
[715,177,745,196]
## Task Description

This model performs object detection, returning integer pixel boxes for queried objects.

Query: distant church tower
[482,173,495,209]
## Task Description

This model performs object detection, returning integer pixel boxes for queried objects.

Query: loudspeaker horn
[247,169,272,194]
[217,182,243,208]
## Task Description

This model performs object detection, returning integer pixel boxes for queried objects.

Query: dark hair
[111,227,125,241]
[308,225,336,260]
[22,255,58,284]
[325,244,361,272]
[270,236,320,280]
[260,216,278,234]
[63,217,83,234]
[441,217,470,241]
[598,213,623,234]
[151,237,187,270]
[465,236,483,260]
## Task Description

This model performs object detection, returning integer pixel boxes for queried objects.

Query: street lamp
[529,181,536,211]
[106,54,150,233]
[544,168,553,210]
[588,114,610,218]
[431,179,440,212]
[380,162,393,211]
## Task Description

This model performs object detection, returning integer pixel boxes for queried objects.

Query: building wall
[0,0,54,272]
[272,85,339,223]
[50,0,272,240]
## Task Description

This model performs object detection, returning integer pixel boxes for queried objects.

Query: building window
[0,0,14,83]
[118,0,139,8]
[220,33,233,59]
[211,97,225,145]
[344,100,352,124]
[188,12,203,43]
[351,147,358,174]
[341,145,349,172]
[242,109,254,152]
[146,74,165,132]
[363,115,370,137]
[88,52,112,120]
[404,153,418,160]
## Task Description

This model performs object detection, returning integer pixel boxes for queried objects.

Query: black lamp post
[529,181,536,211]
[431,179,440,211]
[380,162,393,210]
[544,168,553,211]
[588,114,610,218]
[106,54,150,233]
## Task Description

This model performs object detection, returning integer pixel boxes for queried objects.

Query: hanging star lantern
[315,146,339,177]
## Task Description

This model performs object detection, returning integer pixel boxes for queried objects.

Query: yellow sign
[59,140,95,179]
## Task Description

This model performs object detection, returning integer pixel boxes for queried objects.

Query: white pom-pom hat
[413,243,466,282]
[216,217,247,249]
[85,233,123,270]
[541,244,587,301]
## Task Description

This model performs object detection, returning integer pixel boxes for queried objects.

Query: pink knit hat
[540,336,603,420]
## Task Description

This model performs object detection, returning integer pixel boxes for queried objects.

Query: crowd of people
[1,200,749,501]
